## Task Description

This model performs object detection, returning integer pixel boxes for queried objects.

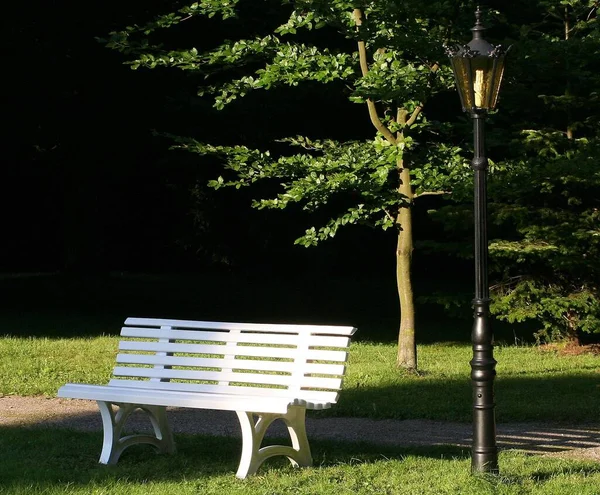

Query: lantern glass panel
[489,57,506,109]
[450,57,474,111]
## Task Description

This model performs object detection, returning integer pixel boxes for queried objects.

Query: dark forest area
[3,1,411,340]
[5,1,404,275]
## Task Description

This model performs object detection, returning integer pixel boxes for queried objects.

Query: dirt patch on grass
[539,342,600,356]
[1,395,599,462]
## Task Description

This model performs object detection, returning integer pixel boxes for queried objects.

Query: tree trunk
[353,12,425,370]
[396,163,416,369]
[564,6,574,140]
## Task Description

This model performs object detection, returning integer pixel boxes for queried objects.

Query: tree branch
[383,208,395,223]
[353,8,397,145]
[405,63,440,127]
[489,275,524,292]
[414,190,451,199]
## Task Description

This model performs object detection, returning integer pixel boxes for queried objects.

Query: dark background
[2,1,512,343]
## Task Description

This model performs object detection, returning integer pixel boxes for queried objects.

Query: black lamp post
[446,6,509,474]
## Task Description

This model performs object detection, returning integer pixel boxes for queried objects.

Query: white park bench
[58,317,357,478]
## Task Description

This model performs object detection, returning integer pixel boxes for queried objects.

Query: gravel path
[1,396,599,462]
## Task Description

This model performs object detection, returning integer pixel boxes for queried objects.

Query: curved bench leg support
[97,401,175,465]
[235,406,312,479]
[145,404,176,455]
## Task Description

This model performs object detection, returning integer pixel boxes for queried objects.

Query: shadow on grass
[331,373,600,424]
[0,426,469,489]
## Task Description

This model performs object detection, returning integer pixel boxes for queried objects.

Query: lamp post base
[470,298,498,474]
[472,452,499,474]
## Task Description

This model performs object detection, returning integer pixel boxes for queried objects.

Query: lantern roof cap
[446,6,509,59]
[468,6,494,56]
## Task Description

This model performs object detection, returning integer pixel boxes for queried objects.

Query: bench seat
[57,317,356,478]
[58,384,329,413]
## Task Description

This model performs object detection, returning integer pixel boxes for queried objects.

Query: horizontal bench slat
[113,367,289,386]
[116,354,346,376]
[125,317,357,336]
[58,384,294,414]
[121,327,350,348]
[118,341,348,362]
[107,379,338,408]
[112,367,343,390]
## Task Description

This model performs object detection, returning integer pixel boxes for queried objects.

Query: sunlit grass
[0,336,116,396]
[1,336,598,422]
[337,342,600,421]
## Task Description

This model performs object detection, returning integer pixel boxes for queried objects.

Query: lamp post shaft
[470,112,498,473]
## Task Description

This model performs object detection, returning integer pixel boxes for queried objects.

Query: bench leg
[97,401,176,464]
[235,406,312,479]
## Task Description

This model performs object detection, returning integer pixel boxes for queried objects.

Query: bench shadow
[0,425,469,491]
[2,423,599,493]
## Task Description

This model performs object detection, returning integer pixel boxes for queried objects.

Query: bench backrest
[109,317,357,406]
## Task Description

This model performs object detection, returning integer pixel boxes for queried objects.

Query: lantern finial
[471,5,486,40]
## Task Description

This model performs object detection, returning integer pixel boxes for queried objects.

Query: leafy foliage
[102,0,471,246]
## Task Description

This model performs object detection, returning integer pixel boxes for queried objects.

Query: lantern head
[446,6,509,114]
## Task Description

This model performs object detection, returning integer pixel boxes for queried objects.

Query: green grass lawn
[1,279,599,494]
[0,427,599,495]
[1,337,598,422]
[1,272,598,494]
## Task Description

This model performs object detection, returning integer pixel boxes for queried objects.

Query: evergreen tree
[428,0,600,341]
